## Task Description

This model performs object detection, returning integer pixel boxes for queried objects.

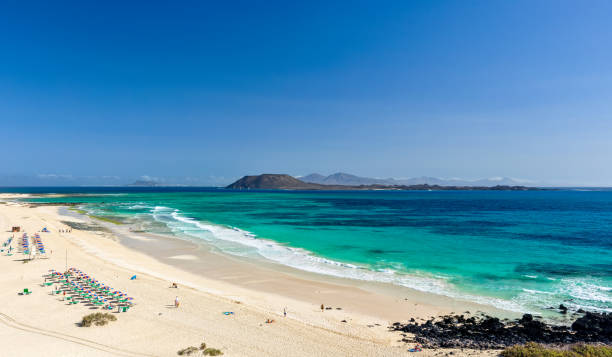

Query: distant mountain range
[226,174,541,191]
[299,172,534,187]
[0,173,561,188]
[0,174,228,187]
[127,180,162,187]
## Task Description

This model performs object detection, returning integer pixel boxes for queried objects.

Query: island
[226,174,543,191]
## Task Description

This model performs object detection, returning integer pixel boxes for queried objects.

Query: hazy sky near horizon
[1,1,612,186]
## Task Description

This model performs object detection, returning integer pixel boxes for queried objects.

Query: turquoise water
[22,188,612,315]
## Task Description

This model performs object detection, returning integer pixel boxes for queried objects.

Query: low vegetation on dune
[177,342,223,356]
[501,343,612,357]
[80,313,117,327]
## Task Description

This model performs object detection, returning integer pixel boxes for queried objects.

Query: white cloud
[37,173,74,179]
[139,175,163,182]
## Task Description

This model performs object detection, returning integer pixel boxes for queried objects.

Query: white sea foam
[561,278,612,305]
[127,204,149,210]
[522,288,553,295]
[142,207,538,313]
[513,278,612,314]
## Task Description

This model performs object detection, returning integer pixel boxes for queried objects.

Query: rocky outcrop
[572,312,612,339]
[389,312,612,349]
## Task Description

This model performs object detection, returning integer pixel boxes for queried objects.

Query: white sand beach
[0,194,499,356]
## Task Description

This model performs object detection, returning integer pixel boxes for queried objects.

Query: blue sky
[1,1,611,186]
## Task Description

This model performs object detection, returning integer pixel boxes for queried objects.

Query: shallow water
[20,187,612,315]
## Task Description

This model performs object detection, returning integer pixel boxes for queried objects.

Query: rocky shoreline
[390,312,612,349]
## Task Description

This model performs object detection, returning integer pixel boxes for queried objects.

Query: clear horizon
[2,1,612,186]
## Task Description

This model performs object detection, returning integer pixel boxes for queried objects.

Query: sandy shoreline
[0,194,499,356]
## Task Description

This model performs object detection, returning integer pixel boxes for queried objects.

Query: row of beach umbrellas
[49,268,134,310]
[33,233,45,254]
[21,233,29,254]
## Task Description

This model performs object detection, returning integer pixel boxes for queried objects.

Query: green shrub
[177,346,199,356]
[501,343,612,357]
[569,345,612,357]
[80,313,117,327]
[178,342,222,356]
[203,348,223,356]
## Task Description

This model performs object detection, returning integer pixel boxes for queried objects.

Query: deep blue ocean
[10,187,611,316]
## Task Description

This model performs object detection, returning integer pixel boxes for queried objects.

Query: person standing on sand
[175,296,180,308]
[320,304,324,312]
[283,307,287,317]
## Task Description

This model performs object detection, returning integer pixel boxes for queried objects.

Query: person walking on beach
[320,304,324,312]
[174,296,180,308]
[283,307,287,317]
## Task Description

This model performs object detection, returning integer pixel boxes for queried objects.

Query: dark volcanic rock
[389,312,612,349]
[572,312,612,340]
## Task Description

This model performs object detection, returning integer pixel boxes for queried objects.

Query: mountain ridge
[299,172,533,187]
[226,174,542,191]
